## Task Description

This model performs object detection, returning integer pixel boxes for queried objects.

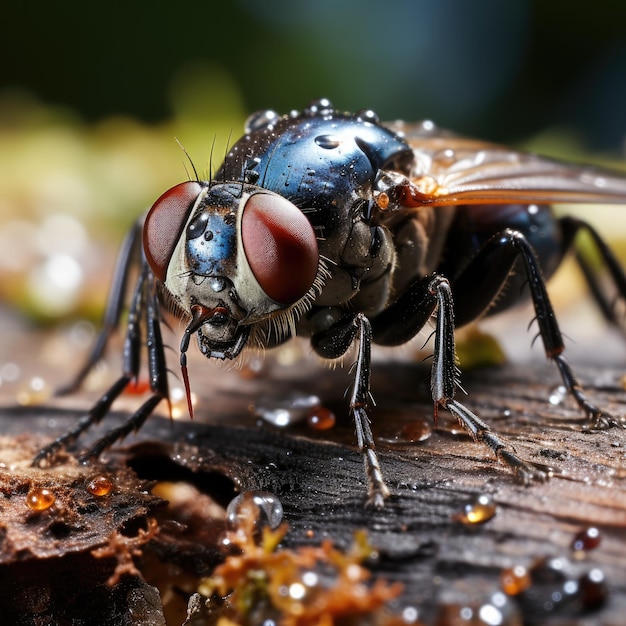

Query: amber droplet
[26,487,55,511]
[501,564,531,595]
[579,568,608,609]
[307,406,336,431]
[572,526,601,552]
[454,494,497,525]
[125,379,150,395]
[398,420,432,443]
[86,475,113,497]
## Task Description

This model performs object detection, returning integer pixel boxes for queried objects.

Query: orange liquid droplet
[26,487,55,511]
[501,564,531,595]
[307,406,336,430]
[455,494,497,525]
[125,379,151,395]
[398,420,432,442]
[86,475,113,497]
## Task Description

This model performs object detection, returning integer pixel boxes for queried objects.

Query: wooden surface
[1,306,626,624]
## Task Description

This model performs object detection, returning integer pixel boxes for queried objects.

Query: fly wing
[389,120,626,206]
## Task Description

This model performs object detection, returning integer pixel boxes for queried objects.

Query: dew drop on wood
[86,475,113,497]
[434,592,519,626]
[500,564,531,595]
[454,494,496,525]
[253,392,321,427]
[226,491,284,531]
[26,487,55,511]
[397,419,432,443]
[579,568,608,609]
[307,406,336,431]
[548,385,567,406]
[572,526,601,552]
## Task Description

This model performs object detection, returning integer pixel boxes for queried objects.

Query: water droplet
[549,385,567,406]
[288,582,306,600]
[436,592,520,626]
[572,526,601,552]
[307,406,336,431]
[86,475,113,497]
[531,557,569,584]
[314,134,342,149]
[208,276,227,292]
[434,148,456,166]
[226,491,283,531]
[244,109,279,133]
[417,119,437,133]
[401,606,420,623]
[397,420,433,443]
[26,487,55,511]
[454,494,497,525]
[253,392,321,427]
[356,109,380,124]
[501,564,531,595]
[305,98,334,115]
[579,568,608,609]
[17,376,52,406]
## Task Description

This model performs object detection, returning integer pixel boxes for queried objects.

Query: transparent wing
[388,120,626,206]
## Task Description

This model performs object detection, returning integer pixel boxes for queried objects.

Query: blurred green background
[1,0,626,322]
[3,0,626,147]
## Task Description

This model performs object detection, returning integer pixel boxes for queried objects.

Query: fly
[34,98,626,508]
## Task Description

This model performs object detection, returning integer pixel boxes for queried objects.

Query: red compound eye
[241,192,319,304]
[143,181,203,281]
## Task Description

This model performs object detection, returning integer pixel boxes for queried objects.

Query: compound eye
[241,192,319,304]
[143,181,203,281]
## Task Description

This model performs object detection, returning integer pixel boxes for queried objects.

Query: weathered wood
[1,312,626,624]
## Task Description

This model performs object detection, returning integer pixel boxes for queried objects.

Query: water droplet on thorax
[315,134,342,149]
[245,109,279,133]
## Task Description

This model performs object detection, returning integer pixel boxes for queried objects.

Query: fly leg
[371,274,547,484]
[560,216,626,335]
[310,312,389,508]
[57,220,143,395]
[450,228,624,429]
[427,275,548,483]
[33,261,169,466]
